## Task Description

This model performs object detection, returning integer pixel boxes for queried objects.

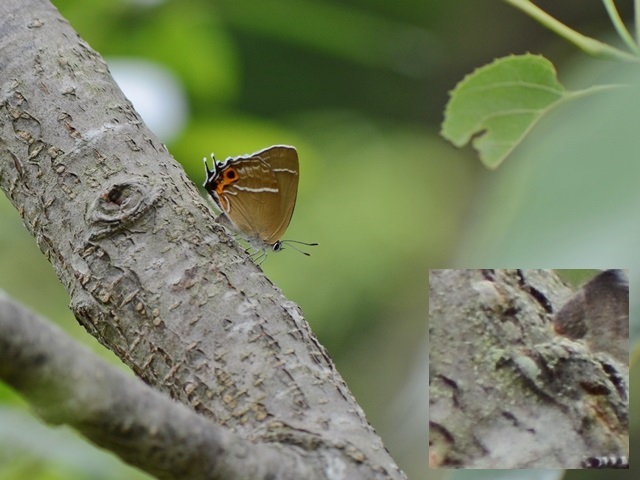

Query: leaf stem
[602,0,640,54]
[504,0,640,62]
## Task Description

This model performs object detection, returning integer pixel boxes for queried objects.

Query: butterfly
[203,145,316,262]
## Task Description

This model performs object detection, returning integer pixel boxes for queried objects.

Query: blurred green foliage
[555,269,601,287]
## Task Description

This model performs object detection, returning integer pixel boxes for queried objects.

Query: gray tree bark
[0,1,405,478]
[0,290,320,480]
[429,269,628,469]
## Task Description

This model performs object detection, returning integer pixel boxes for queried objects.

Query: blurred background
[1,1,638,479]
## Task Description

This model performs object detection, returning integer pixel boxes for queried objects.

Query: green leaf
[441,54,568,169]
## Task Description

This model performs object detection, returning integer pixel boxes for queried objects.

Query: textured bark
[0,1,405,479]
[0,291,319,480]
[428,269,629,469]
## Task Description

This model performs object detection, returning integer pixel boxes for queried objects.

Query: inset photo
[428,269,629,469]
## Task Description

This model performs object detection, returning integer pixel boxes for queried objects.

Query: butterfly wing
[213,146,299,248]
[256,146,299,245]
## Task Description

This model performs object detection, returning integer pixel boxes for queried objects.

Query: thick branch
[0,0,404,478]
[0,291,320,480]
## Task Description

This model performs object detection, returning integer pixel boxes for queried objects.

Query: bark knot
[88,180,160,239]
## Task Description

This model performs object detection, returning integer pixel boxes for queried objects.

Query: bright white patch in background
[107,58,188,143]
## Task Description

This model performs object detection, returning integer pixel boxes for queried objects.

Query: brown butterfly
[203,145,316,261]
[553,269,629,364]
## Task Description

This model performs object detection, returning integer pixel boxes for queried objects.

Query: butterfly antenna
[281,240,319,256]
[202,153,217,184]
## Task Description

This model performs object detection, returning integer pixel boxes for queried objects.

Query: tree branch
[429,269,628,468]
[0,290,320,480]
[0,0,405,478]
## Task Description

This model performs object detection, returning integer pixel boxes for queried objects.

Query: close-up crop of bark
[429,269,628,469]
